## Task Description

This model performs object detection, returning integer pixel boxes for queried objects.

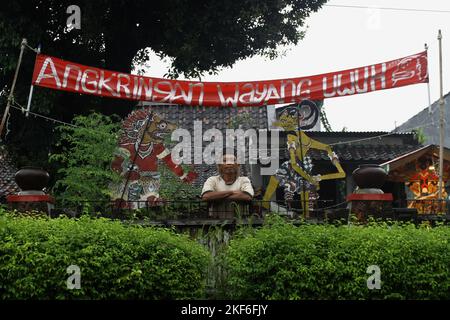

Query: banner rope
[3,111,11,140]
[11,101,78,128]
[24,42,39,53]
[9,100,121,138]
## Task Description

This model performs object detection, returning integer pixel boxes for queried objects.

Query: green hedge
[0,211,210,299]
[223,216,450,300]
[2,209,449,300]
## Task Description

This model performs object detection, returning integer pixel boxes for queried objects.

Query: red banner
[32,51,428,107]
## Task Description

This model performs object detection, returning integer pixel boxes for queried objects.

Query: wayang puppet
[262,101,345,217]
[111,108,197,208]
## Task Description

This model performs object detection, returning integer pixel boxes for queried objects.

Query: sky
[141,0,450,132]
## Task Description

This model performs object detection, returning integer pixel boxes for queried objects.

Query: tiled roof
[272,130,420,146]
[0,146,19,199]
[303,144,421,162]
[270,130,421,163]
[140,104,268,130]
[134,104,421,185]
[140,104,268,187]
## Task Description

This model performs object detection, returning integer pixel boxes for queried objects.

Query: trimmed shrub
[0,210,210,299]
[223,216,450,300]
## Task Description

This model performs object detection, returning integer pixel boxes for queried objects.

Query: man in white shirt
[201,151,254,218]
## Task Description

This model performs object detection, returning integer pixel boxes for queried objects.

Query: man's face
[219,154,240,179]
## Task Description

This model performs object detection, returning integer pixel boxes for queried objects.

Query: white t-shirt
[201,175,254,197]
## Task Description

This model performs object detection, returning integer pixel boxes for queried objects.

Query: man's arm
[227,190,252,201]
[230,177,254,201]
[201,190,234,201]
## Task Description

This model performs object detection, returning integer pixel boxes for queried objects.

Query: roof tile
[0,147,19,198]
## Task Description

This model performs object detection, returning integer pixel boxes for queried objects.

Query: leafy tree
[0,0,327,168]
[49,112,121,208]
[1,0,328,98]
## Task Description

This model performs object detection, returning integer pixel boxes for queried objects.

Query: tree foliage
[49,113,121,208]
[0,0,327,170]
[1,0,327,92]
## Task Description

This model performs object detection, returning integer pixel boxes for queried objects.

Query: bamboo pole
[425,43,432,114]
[0,38,27,139]
[25,45,41,117]
[437,30,445,204]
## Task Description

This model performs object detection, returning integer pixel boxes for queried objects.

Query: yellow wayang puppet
[262,102,345,217]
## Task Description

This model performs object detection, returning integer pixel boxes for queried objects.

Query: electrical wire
[329,121,436,146]
[324,4,450,14]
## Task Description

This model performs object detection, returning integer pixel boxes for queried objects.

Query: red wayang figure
[111,108,197,208]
